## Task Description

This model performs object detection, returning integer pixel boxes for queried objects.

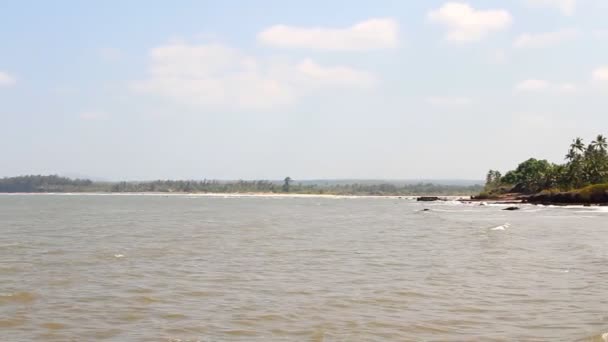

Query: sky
[2,0,608,181]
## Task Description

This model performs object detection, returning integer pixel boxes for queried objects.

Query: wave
[490,223,511,231]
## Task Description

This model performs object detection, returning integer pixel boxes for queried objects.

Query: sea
[1,194,607,341]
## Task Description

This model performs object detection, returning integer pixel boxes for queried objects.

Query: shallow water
[1,194,607,341]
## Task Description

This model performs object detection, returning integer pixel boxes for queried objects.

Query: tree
[484,170,502,191]
[282,177,292,192]
[499,158,554,193]
[565,137,586,188]
[585,135,608,184]
[593,135,607,153]
[485,134,608,195]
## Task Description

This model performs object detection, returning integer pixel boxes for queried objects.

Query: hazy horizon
[2,1,608,180]
[0,174,485,186]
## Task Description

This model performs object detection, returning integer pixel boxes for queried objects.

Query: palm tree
[593,134,607,153]
[591,134,608,183]
[565,137,586,188]
[565,150,577,162]
[282,177,292,192]
[566,137,585,162]
[573,137,585,153]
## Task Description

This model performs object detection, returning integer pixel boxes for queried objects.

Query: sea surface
[1,194,608,341]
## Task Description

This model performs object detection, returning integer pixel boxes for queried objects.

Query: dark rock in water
[422,209,431,212]
[417,196,441,202]
[503,206,520,211]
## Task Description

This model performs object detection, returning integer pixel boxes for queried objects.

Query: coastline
[4,191,607,207]
[459,193,523,205]
[0,192,472,200]
[463,192,608,206]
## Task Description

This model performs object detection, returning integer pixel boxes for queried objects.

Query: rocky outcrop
[417,196,442,202]
[525,185,608,204]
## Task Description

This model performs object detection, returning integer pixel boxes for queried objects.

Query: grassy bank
[526,184,608,204]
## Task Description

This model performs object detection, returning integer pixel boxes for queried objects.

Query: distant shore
[0,175,484,196]
[0,192,473,200]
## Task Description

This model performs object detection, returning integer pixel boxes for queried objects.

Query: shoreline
[0,192,472,200]
[463,192,608,207]
[2,192,606,207]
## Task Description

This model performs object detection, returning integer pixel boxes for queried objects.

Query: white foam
[114,254,125,258]
[491,223,511,231]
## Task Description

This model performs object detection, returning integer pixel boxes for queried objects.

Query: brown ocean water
[1,194,608,341]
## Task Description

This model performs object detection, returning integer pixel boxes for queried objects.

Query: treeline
[0,175,482,195]
[0,175,94,193]
[320,182,482,196]
[482,134,608,196]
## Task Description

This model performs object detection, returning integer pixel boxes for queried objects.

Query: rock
[422,209,431,211]
[503,206,520,211]
[417,196,441,202]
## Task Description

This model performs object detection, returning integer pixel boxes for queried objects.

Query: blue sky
[2,0,608,180]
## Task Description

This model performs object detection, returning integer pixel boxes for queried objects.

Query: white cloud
[525,0,577,15]
[132,41,377,110]
[99,47,122,61]
[515,79,550,91]
[425,96,472,106]
[0,71,16,87]
[513,28,580,48]
[257,18,399,51]
[294,59,377,87]
[427,2,512,42]
[515,79,578,92]
[592,67,608,81]
[80,111,109,121]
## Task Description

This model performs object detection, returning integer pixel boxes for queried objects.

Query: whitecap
[114,254,125,258]
[490,223,511,231]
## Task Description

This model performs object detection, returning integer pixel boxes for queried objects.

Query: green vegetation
[483,135,608,202]
[0,175,94,193]
[0,175,482,196]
